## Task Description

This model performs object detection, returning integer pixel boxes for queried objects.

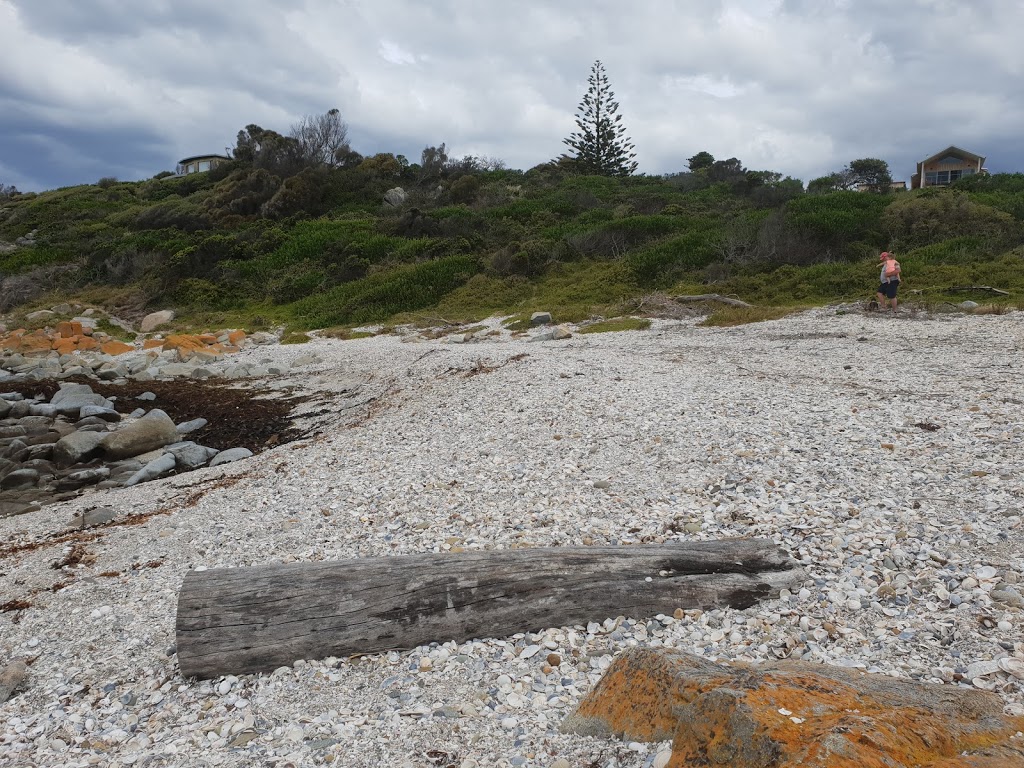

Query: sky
[2,0,1023,192]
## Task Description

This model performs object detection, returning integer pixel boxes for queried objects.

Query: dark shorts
[878,280,899,299]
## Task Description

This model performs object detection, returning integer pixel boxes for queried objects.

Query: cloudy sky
[2,0,1022,192]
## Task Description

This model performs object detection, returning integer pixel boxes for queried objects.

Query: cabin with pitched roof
[176,154,231,176]
[911,146,987,189]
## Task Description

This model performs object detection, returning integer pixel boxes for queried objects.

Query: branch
[946,285,1011,296]
[668,294,753,308]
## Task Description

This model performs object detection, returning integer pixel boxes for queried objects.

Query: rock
[0,660,28,704]
[56,466,111,491]
[166,441,219,470]
[0,400,10,418]
[156,363,196,377]
[52,431,107,467]
[530,311,552,326]
[0,468,40,490]
[123,453,176,486]
[139,310,175,332]
[100,409,179,460]
[69,507,117,528]
[552,325,573,340]
[248,331,278,345]
[291,353,320,368]
[383,187,407,207]
[960,300,980,310]
[991,587,1024,608]
[0,500,39,518]
[190,367,216,379]
[79,405,121,422]
[562,648,1024,768]
[135,392,157,401]
[176,418,208,435]
[529,332,555,343]
[25,310,56,322]
[209,447,253,467]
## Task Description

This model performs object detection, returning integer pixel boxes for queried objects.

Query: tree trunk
[176,539,803,679]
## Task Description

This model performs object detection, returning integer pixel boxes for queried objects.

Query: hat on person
[880,251,890,260]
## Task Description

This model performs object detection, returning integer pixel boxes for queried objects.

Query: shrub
[882,190,1018,251]
[97,177,118,189]
[783,192,888,249]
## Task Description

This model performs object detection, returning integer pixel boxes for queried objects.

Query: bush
[882,190,1018,251]
[783,192,888,249]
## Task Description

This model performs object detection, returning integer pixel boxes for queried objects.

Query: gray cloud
[1,0,1022,191]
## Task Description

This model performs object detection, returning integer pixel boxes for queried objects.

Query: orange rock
[228,330,246,346]
[219,345,240,354]
[53,339,78,355]
[77,336,100,351]
[101,340,135,356]
[57,321,76,338]
[563,649,1024,768]
[198,333,219,344]
[163,335,205,353]
[143,339,165,350]
[20,334,53,353]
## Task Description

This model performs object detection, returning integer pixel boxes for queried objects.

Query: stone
[552,325,573,340]
[960,300,980,310]
[166,441,219,470]
[79,405,121,422]
[69,507,117,529]
[291,353,320,368]
[383,187,407,207]
[25,310,56,322]
[139,310,175,332]
[52,431,107,467]
[0,500,39,518]
[0,660,28,704]
[123,453,176,486]
[562,648,1024,768]
[136,391,157,401]
[176,418,208,434]
[529,332,555,343]
[0,468,39,490]
[100,408,180,460]
[56,466,111,491]
[530,311,552,326]
[209,447,253,467]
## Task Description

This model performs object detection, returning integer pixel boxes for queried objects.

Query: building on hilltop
[911,146,987,189]
[176,154,231,175]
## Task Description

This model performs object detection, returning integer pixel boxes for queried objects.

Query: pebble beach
[2,307,1023,768]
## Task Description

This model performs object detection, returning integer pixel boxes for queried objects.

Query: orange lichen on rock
[562,649,1024,768]
[100,340,135,356]
[143,339,165,350]
[228,329,246,346]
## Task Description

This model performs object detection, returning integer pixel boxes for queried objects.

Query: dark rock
[69,506,117,528]
[0,468,39,490]
[53,431,106,467]
[79,405,121,422]
[56,466,112,491]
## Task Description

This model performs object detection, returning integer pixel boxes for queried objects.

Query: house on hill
[176,154,231,175]
[911,146,987,189]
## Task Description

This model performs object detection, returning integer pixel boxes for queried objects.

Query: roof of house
[177,154,232,164]
[917,146,986,167]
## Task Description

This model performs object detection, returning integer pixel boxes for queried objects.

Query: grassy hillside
[1,158,1022,331]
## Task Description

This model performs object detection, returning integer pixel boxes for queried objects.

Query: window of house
[198,161,211,172]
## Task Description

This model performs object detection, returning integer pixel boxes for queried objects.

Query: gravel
[2,307,1023,767]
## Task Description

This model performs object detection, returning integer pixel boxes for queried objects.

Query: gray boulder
[166,441,219,470]
[383,187,407,207]
[0,469,39,491]
[176,418,208,435]
[0,400,11,419]
[100,408,179,460]
[209,447,253,467]
[530,311,552,326]
[56,467,111,491]
[139,309,175,332]
[53,431,106,467]
[69,506,117,528]
[123,453,176,487]
[79,405,121,422]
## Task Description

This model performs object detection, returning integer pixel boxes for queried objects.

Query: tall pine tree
[561,60,638,176]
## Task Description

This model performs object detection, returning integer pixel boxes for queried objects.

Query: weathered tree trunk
[669,294,753,307]
[176,539,803,679]
[947,285,1011,296]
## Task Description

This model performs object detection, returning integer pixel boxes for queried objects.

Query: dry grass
[578,317,652,334]
[972,303,1012,315]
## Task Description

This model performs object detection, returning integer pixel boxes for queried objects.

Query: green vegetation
[2,126,1022,324]
[579,317,652,333]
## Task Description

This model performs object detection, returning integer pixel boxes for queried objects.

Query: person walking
[876,251,901,314]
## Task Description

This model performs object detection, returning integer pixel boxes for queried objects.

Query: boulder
[25,310,56,322]
[530,311,552,326]
[69,506,117,529]
[552,325,573,340]
[139,309,175,332]
[56,466,111,491]
[960,300,980,310]
[52,431,106,467]
[166,441,219,470]
[100,408,179,460]
[383,187,407,207]
[563,648,1024,768]
[123,452,176,486]
[175,418,208,435]
[0,468,39,490]
[79,405,121,422]
[209,447,253,467]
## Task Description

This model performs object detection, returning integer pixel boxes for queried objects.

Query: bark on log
[176,539,803,679]
[669,293,753,307]
[948,285,1011,296]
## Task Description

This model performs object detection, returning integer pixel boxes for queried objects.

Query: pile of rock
[0,330,291,384]
[0,383,250,517]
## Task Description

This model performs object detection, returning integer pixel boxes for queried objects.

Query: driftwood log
[947,284,1011,296]
[176,539,803,679]
[669,293,752,307]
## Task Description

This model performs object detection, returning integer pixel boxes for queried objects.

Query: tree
[0,180,18,200]
[561,60,638,176]
[232,124,305,177]
[290,108,353,168]
[687,151,715,172]
[848,158,893,193]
